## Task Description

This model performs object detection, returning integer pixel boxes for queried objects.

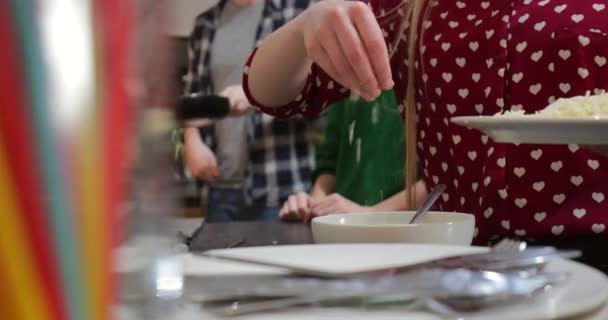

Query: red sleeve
[242,0,407,120]
[242,46,350,120]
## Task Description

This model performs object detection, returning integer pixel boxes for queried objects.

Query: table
[174,221,608,319]
[188,221,313,251]
[188,221,608,274]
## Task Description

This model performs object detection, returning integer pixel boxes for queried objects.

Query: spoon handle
[409,184,446,224]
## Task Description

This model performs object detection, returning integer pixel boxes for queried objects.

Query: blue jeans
[206,187,279,222]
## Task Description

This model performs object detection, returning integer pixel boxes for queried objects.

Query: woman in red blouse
[243,0,608,271]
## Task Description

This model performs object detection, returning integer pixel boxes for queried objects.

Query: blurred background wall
[169,0,218,37]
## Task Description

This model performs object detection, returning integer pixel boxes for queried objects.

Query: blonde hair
[392,0,431,210]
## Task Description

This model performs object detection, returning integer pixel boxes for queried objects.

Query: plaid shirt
[182,0,316,207]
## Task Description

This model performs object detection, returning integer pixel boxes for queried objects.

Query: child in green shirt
[280,90,427,222]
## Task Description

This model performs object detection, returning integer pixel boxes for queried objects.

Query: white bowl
[311,211,475,246]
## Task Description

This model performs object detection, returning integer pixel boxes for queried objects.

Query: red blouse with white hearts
[243,0,608,243]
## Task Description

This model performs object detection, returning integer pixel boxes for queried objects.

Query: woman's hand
[279,192,312,221]
[308,193,371,222]
[220,85,252,116]
[183,129,220,182]
[296,0,394,101]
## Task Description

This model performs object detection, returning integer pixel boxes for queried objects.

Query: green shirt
[314,90,406,206]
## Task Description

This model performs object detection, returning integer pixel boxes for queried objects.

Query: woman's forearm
[372,181,428,211]
[247,14,312,107]
[311,174,336,199]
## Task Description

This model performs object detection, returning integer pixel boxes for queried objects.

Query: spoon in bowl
[408,184,446,224]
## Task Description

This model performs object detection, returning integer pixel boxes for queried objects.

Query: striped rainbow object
[0,0,134,319]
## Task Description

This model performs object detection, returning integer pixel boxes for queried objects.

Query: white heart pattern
[571,14,584,23]
[512,72,524,83]
[559,49,571,60]
[534,212,547,222]
[468,151,477,161]
[499,188,508,199]
[484,207,493,218]
[515,229,526,237]
[530,149,543,160]
[578,35,591,46]
[453,135,461,144]
[497,157,506,168]
[534,21,546,31]
[555,4,567,13]
[552,225,565,236]
[497,97,505,107]
[595,56,607,67]
[457,166,465,175]
[501,220,511,230]
[456,57,466,67]
[573,208,586,219]
[592,224,606,234]
[515,198,528,208]
[529,83,542,95]
[458,88,469,98]
[533,181,545,192]
[592,192,605,203]
[469,41,479,51]
[593,3,606,11]
[514,167,526,177]
[553,193,566,204]
[570,176,584,186]
[531,50,543,62]
[516,41,528,52]
[447,104,457,113]
[588,160,600,170]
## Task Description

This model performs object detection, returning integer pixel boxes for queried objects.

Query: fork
[214,268,567,317]
[492,238,527,253]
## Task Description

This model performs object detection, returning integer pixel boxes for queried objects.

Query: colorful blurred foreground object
[0,0,133,319]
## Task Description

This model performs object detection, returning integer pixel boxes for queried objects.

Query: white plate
[201,244,485,277]
[451,116,608,145]
[116,244,608,320]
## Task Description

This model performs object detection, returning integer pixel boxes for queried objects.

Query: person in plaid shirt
[178,0,316,222]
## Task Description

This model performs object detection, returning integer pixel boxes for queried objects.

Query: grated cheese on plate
[497,92,608,118]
